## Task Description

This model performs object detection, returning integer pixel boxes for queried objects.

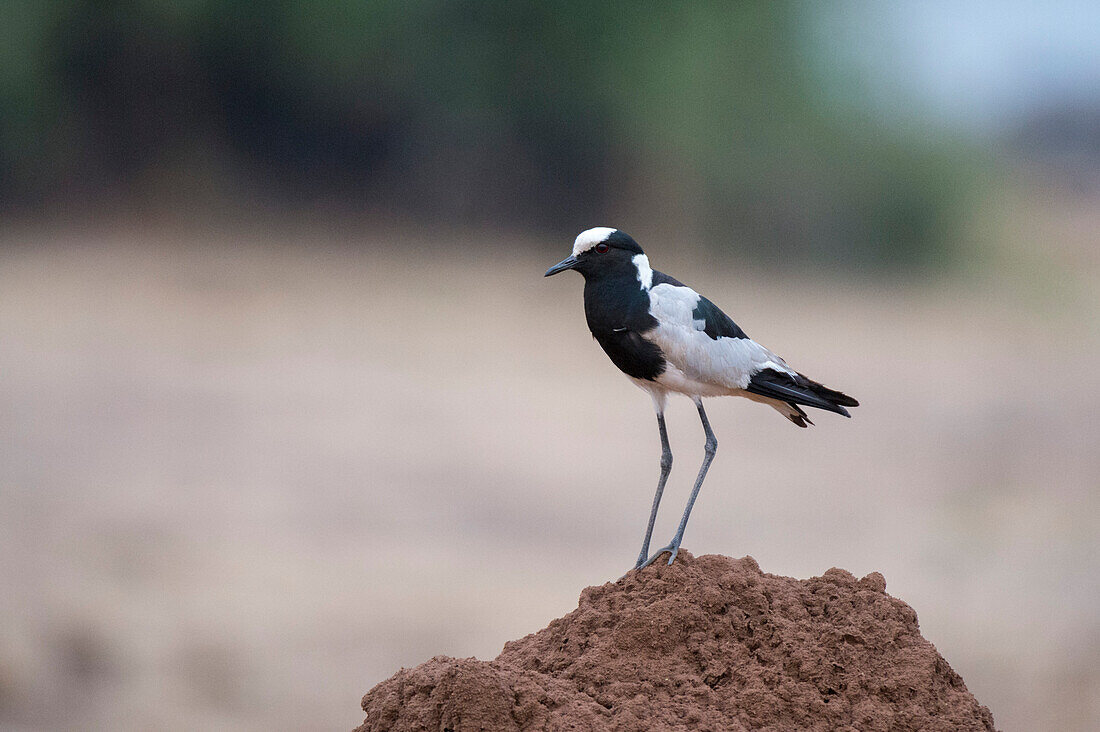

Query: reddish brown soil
[356,552,997,731]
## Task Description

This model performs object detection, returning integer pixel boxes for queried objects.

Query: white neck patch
[572,227,617,256]
[633,254,653,290]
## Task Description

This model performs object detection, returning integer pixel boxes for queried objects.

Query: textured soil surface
[356,553,997,731]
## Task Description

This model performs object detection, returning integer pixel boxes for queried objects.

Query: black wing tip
[806,398,852,419]
[814,402,850,419]
[748,368,858,419]
[809,383,859,409]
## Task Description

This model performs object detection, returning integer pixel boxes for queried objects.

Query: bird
[544,227,858,570]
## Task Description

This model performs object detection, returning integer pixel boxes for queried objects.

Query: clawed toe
[637,542,680,569]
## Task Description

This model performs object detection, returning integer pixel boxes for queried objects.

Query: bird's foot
[637,539,682,569]
[619,551,650,580]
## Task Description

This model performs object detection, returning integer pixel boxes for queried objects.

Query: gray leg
[640,398,718,568]
[633,412,673,569]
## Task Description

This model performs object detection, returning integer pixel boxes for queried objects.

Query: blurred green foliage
[0,0,974,266]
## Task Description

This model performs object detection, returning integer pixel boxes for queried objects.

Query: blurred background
[1,1,1098,730]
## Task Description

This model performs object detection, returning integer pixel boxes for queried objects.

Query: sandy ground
[359,552,997,731]
[0,224,1097,730]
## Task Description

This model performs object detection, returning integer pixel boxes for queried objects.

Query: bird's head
[544,227,645,279]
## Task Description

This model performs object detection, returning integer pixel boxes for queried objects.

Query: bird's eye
[595,243,610,254]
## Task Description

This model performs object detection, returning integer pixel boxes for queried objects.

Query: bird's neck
[583,267,651,334]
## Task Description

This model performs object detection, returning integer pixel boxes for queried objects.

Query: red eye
[595,242,610,254]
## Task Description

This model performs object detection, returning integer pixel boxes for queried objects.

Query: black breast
[583,275,666,381]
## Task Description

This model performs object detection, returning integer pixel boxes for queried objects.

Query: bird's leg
[640,398,717,568]
[633,411,673,569]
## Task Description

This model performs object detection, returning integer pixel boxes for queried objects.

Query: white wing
[645,283,794,391]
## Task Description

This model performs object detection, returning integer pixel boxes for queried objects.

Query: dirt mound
[356,553,996,731]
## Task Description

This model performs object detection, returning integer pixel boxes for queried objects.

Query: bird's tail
[782,402,814,428]
[805,380,859,409]
[745,368,859,427]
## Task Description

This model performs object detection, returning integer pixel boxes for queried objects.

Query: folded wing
[645,277,858,422]
[744,368,858,418]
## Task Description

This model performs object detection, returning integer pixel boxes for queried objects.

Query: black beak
[544,255,578,277]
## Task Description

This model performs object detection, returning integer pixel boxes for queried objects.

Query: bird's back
[641,273,858,421]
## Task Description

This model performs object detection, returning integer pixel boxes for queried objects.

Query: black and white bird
[545,227,858,570]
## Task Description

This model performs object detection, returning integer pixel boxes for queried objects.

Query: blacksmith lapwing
[545,227,858,570]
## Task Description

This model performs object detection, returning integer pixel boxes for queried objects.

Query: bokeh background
[2,1,1098,730]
